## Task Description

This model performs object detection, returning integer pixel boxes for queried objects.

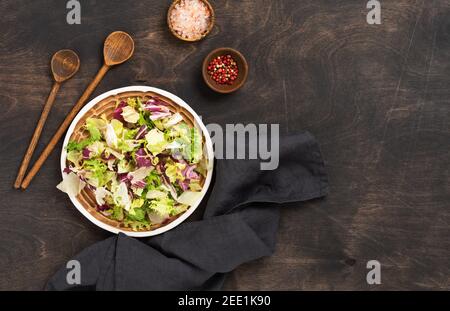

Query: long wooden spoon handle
[21,64,110,189]
[14,82,61,188]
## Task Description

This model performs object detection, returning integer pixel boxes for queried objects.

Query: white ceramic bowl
[61,86,214,237]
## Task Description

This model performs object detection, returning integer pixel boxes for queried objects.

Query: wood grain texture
[13,82,61,188]
[0,0,449,290]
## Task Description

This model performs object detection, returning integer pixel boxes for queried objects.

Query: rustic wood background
[0,0,448,290]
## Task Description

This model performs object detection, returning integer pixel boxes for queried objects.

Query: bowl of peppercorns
[202,47,248,94]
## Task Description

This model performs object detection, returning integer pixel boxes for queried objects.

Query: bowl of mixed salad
[57,86,214,237]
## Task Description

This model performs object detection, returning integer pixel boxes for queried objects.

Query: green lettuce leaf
[121,106,139,123]
[83,159,108,187]
[87,141,105,157]
[56,172,86,197]
[146,189,167,199]
[124,218,151,231]
[111,205,124,221]
[145,170,162,190]
[171,204,188,216]
[164,162,186,183]
[138,111,155,128]
[145,128,168,155]
[112,182,132,211]
[127,97,137,108]
[189,181,203,192]
[123,128,139,140]
[189,127,203,163]
[117,159,133,174]
[66,138,92,152]
[176,191,203,206]
[66,150,82,167]
[128,206,146,222]
[85,117,106,141]
[149,197,174,217]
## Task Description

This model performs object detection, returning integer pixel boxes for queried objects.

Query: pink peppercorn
[207,54,239,85]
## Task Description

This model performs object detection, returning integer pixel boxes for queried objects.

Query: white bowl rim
[60,86,214,237]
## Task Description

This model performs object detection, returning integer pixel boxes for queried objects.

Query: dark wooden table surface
[0,0,448,290]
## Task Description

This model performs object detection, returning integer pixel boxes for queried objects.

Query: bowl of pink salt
[167,0,215,42]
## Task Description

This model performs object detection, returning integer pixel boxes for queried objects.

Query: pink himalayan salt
[170,0,212,40]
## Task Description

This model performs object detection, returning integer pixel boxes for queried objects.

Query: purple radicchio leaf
[97,204,110,212]
[118,173,130,183]
[113,101,127,122]
[100,150,115,161]
[161,173,178,199]
[144,97,168,106]
[171,152,184,161]
[178,180,189,191]
[132,180,147,188]
[183,164,199,180]
[135,125,148,140]
[144,105,170,113]
[82,148,92,159]
[135,148,152,168]
[149,111,172,121]
[143,98,171,116]
[172,155,187,164]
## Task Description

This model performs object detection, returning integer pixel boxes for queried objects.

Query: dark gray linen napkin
[46,131,328,290]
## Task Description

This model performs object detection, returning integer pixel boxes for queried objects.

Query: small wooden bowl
[167,0,215,42]
[202,47,249,94]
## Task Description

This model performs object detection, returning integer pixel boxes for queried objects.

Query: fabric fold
[46,131,328,291]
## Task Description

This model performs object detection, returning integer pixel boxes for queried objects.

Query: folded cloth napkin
[46,131,329,290]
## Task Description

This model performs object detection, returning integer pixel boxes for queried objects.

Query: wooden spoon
[20,31,134,189]
[14,49,80,188]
